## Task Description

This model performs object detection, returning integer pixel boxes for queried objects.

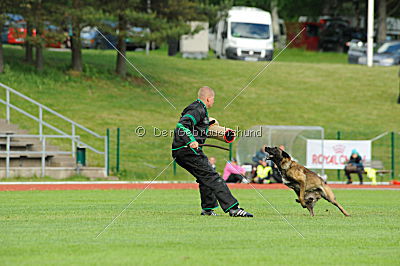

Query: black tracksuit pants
[172,148,238,212]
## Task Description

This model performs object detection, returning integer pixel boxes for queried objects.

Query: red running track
[0,183,399,191]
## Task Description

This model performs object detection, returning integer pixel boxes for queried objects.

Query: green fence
[107,127,234,180]
[107,128,399,181]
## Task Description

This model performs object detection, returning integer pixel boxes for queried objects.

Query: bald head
[198,86,214,99]
[198,86,215,108]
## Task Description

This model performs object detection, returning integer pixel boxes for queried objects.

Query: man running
[171,86,253,217]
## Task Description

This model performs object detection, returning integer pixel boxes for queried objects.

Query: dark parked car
[81,25,148,50]
[358,41,400,66]
[319,19,365,53]
[81,26,117,49]
[319,20,351,52]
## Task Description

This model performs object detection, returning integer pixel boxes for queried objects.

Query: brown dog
[265,146,350,217]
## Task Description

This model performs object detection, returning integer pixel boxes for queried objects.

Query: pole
[337,131,341,180]
[39,106,43,138]
[72,124,75,158]
[6,88,10,123]
[6,135,10,178]
[41,136,46,177]
[106,128,110,176]
[321,128,325,177]
[391,132,395,179]
[116,128,120,173]
[367,0,374,67]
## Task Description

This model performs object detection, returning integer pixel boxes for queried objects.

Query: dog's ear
[281,150,291,159]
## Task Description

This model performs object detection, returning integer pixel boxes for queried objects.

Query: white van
[213,6,274,61]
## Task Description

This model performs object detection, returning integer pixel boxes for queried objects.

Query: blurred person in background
[344,149,364,184]
[254,159,272,184]
[252,144,268,166]
[252,145,268,177]
[223,158,247,183]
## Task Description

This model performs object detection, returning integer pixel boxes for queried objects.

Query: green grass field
[0,188,399,265]
[0,45,399,179]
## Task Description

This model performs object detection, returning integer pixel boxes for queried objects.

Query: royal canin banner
[306,140,371,169]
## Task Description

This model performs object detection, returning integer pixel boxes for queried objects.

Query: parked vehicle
[318,19,353,52]
[286,21,321,51]
[80,26,102,49]
[43,23,63,48]
[81,22,117,49]
[1,14,22,43]
[7,21,27,45]
[274,19,287,48]
[1,25,8,43]
[126,27,149,50]
[3,14,63,48]
[208,25,217,52]
[212,6,274,61]
[81,25,147,50]
[358,41,400,66]
[347,39,367,64]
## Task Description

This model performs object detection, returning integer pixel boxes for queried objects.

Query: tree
[25,21,34,63]
[0,13,6,73]
[0,0,17,73]
[65,0,102,72]
[378,0,387,43]
[99,0,164,77]
[32,0,45,71]
[99,0,135,77]
[377,0,400,43]
[0,14,5,73]
[196,0,232,28]
[70,0,83,72]
[18,0,35,64]
[23,0,56,71]
[270,0,281,47]
[152,0,209,56]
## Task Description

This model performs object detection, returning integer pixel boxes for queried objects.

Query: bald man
[172,87,253,217]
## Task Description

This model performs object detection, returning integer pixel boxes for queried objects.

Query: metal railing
[0,82,108,176]
[1,134,75,177]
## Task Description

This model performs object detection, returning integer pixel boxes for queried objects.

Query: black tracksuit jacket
[171,99,209,153]
[171,99,239,212]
